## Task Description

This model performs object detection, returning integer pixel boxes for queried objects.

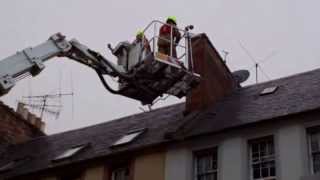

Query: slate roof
[1,67,320,179]
[0,102,186,179]
[176,68,320,137]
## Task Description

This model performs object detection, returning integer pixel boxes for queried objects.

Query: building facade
[1,34,320,180]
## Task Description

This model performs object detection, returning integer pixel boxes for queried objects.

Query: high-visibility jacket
[133,35,151,52]
[157,24,181,47]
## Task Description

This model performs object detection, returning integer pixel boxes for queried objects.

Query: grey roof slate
[0,103,186,179]
[1,67,320,179]
[177,68,320,137]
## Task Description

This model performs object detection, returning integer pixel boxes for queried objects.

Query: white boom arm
[0,33,124,97]
[0,32,201,105]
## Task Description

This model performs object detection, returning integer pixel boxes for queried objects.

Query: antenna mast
[20,92,73,119]
[238,41,274,83]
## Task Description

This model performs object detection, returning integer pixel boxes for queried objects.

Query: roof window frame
[260,86,279,96]
[111,128,147,147]
[52,143,90,162]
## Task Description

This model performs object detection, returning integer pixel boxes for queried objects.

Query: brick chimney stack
[0,102,45,152]
[16,103,45,131]
[185,34,237,112]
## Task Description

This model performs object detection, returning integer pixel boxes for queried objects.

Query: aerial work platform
[114,52,200,105]
[107,20,201,104]
[0,20,201,105]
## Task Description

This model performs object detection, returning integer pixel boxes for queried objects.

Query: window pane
[262,167,269,177]
[310,130,320,174]
[270,166,276,176]
[0,161,15,172]
[249,136,275,180]
[213,173,218,180]
[252,144,259,154]
[313,153,320,173]
[311,134,320,153]
[112,168,129,180]
[53,145,87,161]
[194,148,218,180]
[198,175,206,180]
[260,86,278,95]
[113,132,142,146]
[260,143,266,157]
[253,164,261,179]
[207,173,216,180]
[197,157,205,174]
[213,160,217,170]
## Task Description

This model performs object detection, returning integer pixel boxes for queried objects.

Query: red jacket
[158,24,181,47]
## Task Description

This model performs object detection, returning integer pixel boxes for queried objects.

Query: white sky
[0,0,319,134]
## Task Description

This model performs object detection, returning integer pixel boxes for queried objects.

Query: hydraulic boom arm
[0,33,124,97]
[0,30,200,105]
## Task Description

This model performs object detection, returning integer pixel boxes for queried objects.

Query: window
[0,161,15,172]
[60,173,83,180]
[194,148,218,180]
[112,167,130,180]
[59,170,84,180]
[249,136,276,180]
[260,86,278,96]
[308,127,320,174]
[0,157,31,173]
[111,129,146,147]
[53,144,89,162]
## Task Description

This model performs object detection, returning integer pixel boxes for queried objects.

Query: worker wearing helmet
[133,30,151,52]
[157,16,181,58]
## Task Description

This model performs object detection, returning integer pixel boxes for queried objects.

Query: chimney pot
[0,101,45,146]
[17,103,29,120]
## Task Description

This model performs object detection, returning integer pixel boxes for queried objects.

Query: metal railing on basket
[140,20,195,72]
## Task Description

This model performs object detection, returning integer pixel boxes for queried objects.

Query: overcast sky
[0,0,319,134]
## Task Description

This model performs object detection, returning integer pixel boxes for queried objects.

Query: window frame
[193,147,218,180]
[307,126,320,174]
[0,161,15,172]
[111,167,130,180]
[248,136,276,180]
[52,143,90,162]
[260,86,278,96]
[58,169,84,180]
[111,128,146,147]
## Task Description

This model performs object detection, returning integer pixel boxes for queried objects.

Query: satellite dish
[232,70,250,84]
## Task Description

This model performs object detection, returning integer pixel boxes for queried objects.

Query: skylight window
[0,157,31,173]
[53,144,89,162]
[0,161,15,172]
[260,86,278,96]
[111,129,146,147]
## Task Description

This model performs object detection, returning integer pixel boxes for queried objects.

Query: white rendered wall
[220,137,246,180]
[277,124,308,180]
[165,148,193,180]
[165,119,314,180]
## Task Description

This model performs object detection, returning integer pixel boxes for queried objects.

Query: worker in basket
[133,30,151,54]
[157,16,181,58]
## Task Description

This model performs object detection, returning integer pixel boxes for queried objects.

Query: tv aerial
[19,92,73,119]
[238,41,277,83]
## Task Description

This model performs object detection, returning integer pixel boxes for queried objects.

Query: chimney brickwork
[0,102,45,148]
[186,34,237,112]
[16,103,45,131]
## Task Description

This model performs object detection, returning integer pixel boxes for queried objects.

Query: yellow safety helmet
[166,16,177,25]
[136,30,144,38]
